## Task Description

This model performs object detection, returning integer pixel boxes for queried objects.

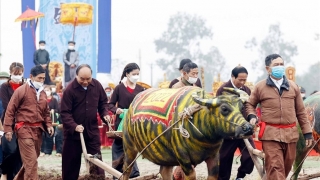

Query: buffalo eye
[220,105,230,116]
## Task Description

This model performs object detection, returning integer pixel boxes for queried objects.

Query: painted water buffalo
[292,92,320,180]
[122,86,253,180]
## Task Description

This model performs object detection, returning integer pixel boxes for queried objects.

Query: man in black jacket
[216,66,255,180]
[33,40,54,85]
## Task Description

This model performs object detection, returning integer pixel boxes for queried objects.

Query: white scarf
[27,80,44,101]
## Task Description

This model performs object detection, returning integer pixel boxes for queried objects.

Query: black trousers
[55,127,63,154]
[62,136,105,180]
[1,136,23,180]
[41,132,54,154]
[112,139,140,179]
[218,138,255,180]
[44,68,53,85]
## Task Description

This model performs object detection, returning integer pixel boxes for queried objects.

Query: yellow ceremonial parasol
[108,83,116,90]
[60,3,93,41]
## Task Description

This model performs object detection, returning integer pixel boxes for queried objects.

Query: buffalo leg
[122,148,138,180]
[160,166,174,180]
[179,164,196,180]
[205,155,219,180]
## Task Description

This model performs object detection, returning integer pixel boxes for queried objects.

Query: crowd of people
[0,52,317,180]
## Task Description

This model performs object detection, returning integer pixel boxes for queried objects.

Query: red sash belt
[258,121,296,139]
[15,122,42,131]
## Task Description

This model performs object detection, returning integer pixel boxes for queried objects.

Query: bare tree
[154,12,226,92]
[245,24,298,81]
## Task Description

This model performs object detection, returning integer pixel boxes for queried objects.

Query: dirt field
[38,149,320,180]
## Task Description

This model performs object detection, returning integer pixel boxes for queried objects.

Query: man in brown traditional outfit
[60,64,109,180]
[169,59,202,88]
[172,62,200,89]
[246,54,313,179]
[3,65,54,180]
[217,66,254,180]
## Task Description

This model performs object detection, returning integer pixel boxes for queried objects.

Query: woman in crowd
[52,87,63,157]
[40,85,59,156]
[107,63,144,178]
[0,62,24,180]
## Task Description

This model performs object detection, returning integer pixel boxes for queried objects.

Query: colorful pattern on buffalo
[304,93,320,152]
[131,87,196,126]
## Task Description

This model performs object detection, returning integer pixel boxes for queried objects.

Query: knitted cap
[0,72,10,78]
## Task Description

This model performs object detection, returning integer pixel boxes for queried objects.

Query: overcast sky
[111,0,320,85]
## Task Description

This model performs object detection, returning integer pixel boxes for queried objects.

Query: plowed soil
[37,149,320,180]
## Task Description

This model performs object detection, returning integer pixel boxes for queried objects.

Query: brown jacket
[246,76,312,143]
[4,82,52,139]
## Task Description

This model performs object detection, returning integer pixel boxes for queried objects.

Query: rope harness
[107,104,247,179]
[173,106,205,138]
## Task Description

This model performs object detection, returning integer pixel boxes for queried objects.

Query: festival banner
[39,0,97,78]
[21,0,36,77]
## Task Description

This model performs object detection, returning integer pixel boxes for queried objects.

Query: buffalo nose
[242,123,253,136]
[235,123,254,138]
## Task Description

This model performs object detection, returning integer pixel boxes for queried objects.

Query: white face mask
[33,81,43,89]
[45,91,51,96]
[39,45,45,50]
[301,93,306,98]
[187,76,197,84]
[128,75,139,84]
[68,46,74,50]
[51,87,56,93]
[11,75,22,83]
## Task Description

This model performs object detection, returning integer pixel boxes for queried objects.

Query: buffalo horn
[192,91,220,107]
[222,87,249,102]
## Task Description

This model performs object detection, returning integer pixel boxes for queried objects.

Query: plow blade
[80,133,158,179]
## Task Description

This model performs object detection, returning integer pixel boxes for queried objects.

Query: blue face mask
[106,92,111,97]
[0,79,6,85]
[271,66,285,79]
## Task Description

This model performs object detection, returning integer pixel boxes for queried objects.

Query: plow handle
[80,132,123,179]
[243,138,266,179]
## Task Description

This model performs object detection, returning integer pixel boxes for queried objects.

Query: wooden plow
[243,139,266,179]
[80,133,159,180]
[244,138,320,180]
